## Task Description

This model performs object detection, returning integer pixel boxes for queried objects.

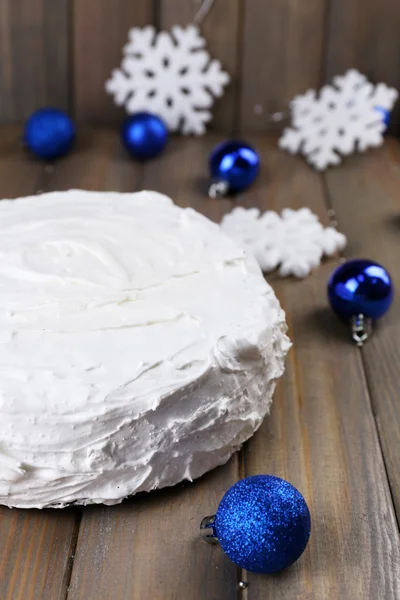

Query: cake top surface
[0,190,278,420]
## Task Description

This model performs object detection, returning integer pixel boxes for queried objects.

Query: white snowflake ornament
[105,25,229,135]
[279,69,398,170]
[221,207,347,278]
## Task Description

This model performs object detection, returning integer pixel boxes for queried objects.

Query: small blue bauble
[209,140,260,194]
[214,475,311,574]
[121,112,168,160]
[328,259,393,320]
[24,108,75,160]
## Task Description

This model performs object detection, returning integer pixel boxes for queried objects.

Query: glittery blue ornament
[201,475,311,574]
[121,112,168,160]
[208,140,260,197]
[24,108,76,160]
[328,259,393,345]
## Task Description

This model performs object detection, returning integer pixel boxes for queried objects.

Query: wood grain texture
[239,0,327,133]
[66,136,239,600]
[240,138,400,598]
[68,463,238,600]
[0,126,80,600]
[159,0,241,132]
[0,0,69,122]
[40,128,142,193]
[0,508,80,600]
[1,130,400,598]
[1,0,400,133]
[324,0,400,133]
[325,140,400,523]
[73,0,153,123]
[0,125,44,196]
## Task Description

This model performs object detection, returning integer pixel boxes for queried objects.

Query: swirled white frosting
[0,190,290,508]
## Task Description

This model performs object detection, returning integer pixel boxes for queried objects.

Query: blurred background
[1,0,400,133]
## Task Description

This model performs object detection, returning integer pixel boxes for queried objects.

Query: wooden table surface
[0,127,400,600]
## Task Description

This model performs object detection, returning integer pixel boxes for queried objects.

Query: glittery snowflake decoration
[279,69,398,170]
[221,207,347,278]
[105,25,229,135]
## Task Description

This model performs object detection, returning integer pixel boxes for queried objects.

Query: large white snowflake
[105,25,229,135]
[221,207,347,278]
[279,69,398,170]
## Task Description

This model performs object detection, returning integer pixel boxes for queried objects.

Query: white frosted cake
[0,190,290,508]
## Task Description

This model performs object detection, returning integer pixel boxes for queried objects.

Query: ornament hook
[200,514,218,543]
[328,260,393,346]
[351,314,372,347]
[208,179,229,198]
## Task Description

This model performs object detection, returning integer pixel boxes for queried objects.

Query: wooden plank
[325,139,400,523]
[0,125,44,196]
[241,138,400,598]
[0,508,80,600]
[159,0,241,133]
[68,463,238,600]
[40,128,141,193]
[73,0,153,124]
[240,0,326,133]
[0,0,69,122]
[66,136,239,600]
[0,126,80,600]
[130,134,231,221]
[324,0,400,133]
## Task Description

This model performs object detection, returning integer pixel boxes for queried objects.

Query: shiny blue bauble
[209,140,260,193]
[375,106,391,128]
[121,112,168,160]
[328,259,393,320]
[215,475,311,574]
[24,108,76,160]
